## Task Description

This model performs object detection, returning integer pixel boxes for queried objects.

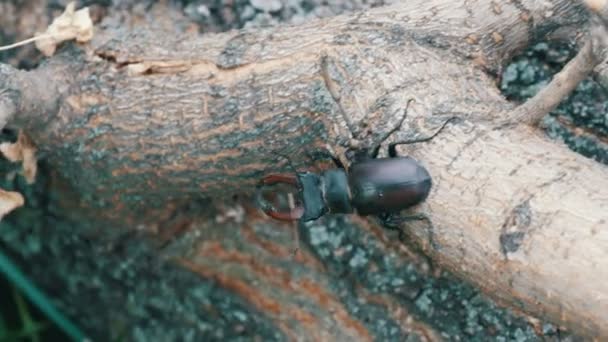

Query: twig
[507,0,608,126]
[0,35,51,52]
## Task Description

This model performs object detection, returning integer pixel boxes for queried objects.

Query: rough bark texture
[399,121,608,337]
[1,0,607,340]
[3,0,587,206]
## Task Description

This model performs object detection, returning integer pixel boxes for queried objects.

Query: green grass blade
[0,251,88,341]
[13,286,48,342]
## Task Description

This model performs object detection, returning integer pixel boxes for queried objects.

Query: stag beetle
[255,104,455,241]
[256,152,432,237]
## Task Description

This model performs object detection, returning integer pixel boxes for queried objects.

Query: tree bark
[1,0,607,339]
[2,0,588,205]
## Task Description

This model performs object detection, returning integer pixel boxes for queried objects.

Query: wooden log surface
[2,0,588,205]
[1,0,607,339]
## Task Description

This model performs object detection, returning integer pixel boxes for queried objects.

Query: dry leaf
[21,144,38,184]
[0,141,22,162]
[35,2,94,57]
[0,131,38,184]
[0,189,24,220]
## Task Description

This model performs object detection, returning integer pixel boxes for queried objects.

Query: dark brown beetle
[349,157,432,215]
[256,154,431,233]
[255,104,455,240]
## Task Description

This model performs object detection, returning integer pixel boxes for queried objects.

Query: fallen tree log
[1,0,607,339]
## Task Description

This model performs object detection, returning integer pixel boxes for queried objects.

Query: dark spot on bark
[389,24,406,44]
[370,93,393,111]
[333,33,353,45]
[499,199,533,257]
[209,85,228,97]
[224,97,241,116]
[539,172,567,188]
[410,32,451,50]
[218,33,251,68]
[499,232,525,254]
[310,81,338,115]
[507,276,514,288]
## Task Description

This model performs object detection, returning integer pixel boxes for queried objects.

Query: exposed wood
[1,0,587,207]
[509,0,608,125]
[394,120,608,337]
[508,41,599,125]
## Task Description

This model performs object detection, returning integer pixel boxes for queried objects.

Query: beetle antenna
[388,116,459,158]
[305,149,346,170]
[371,98,415,158]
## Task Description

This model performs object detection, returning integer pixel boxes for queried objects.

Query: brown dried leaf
[0,189,24,220]
[34,2,94,57]
[0,141,22,162]
[21,145,37,184]
[0,131,38,184]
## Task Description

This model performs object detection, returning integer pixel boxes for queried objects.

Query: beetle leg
[305,149,346,170]
[380,212,437,250]
[378,213,407,242]
[388,116,458,158]
[370,98,415,158]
